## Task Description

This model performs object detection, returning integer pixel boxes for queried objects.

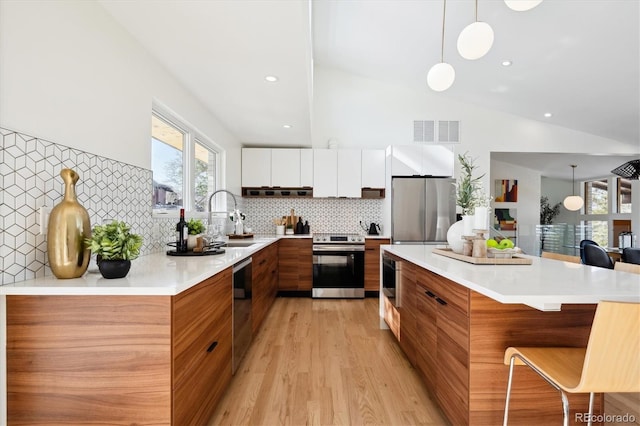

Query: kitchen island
[380,244,640,425]
[0,237,281,425]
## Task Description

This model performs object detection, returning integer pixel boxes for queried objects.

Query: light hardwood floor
[209,297,448,425]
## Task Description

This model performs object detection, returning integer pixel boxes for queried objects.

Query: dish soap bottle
[295,217,304,234]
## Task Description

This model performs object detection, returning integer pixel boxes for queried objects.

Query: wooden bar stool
[615,261,640,274]
[503,301,640,426]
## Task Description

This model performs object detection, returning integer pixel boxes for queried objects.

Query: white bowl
[487,248,517,259]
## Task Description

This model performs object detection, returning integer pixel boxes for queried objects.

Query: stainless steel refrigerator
[391,176,456,244]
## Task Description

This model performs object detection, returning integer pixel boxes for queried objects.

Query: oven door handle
[312,245,365,252]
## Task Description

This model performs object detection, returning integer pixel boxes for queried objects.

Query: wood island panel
[364,238,390,291]
[6,295,172,425]
[468,293,600,425]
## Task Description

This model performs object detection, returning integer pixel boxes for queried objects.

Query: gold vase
[47,169,91,279]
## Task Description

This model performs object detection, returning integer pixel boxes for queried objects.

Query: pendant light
[504,0,543,12]
[563,165,584,211]
[427,0,455,92]
[457,0,494,60]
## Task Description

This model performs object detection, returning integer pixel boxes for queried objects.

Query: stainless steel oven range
[312,233,365,298]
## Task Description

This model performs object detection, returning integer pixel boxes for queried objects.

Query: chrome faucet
[208,189,237,213]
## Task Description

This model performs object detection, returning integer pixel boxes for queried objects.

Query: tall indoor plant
[447,152,486,253]
[86,220,143,279]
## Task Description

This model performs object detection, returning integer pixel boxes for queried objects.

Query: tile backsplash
[0,127,159,284]
[1,127,385,285]
[241,197,383,235]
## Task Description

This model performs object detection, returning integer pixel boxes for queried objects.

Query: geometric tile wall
[241,197,384,235]
[0,127,158,285]
[0,127,386,285]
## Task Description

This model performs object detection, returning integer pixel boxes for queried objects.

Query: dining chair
[583,244,614,269]
[541,251,581,264]
[614,261,640,274]
[503,301,640,426]
[579,239,598,264]
[622,247,640,265]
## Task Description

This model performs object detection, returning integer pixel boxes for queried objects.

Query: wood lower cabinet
[172,267,233,425]
[278,238,312,291]
[398,259,417,366]
[364,238,390,292]
[415,268,469,425]
[392,262,600,426]
[6,267,234,426]
[252,243,278,334]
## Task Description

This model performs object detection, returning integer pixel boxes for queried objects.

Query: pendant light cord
[475,0,478,22]
[440,0,447,63]
[571,165,576,195]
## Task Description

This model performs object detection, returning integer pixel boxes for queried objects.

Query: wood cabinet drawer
[172,268,232,386]
[418,268,469,317]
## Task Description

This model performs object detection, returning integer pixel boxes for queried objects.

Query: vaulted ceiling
[99,0,639,178]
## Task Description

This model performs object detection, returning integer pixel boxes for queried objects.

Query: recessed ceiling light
[544,112,553,118]
[502,60,513,67]
[283,124,292,129]
[265,75,279,83]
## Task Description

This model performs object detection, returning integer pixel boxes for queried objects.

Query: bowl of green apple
[486,238,516,258]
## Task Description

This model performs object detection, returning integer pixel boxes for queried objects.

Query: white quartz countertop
[382,245,640,311]
[0,238,280,296]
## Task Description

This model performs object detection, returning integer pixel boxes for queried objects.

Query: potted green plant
[187,218,206,250]
[454,151,485,215]
[86,221,143,279]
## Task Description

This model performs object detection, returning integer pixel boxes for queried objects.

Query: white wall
[312,67,638,193]
[0,0,242,191]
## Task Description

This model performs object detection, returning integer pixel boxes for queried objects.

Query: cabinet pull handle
[206,341,219,352]
[259,259,267,265]
[435,297,447,306]
[425,290,436,298]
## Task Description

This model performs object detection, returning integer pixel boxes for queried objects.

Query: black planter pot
[98,259,131,279]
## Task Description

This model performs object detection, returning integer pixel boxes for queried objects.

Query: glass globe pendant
[427,0,455,92]
[457,21,494,60]
[563,165,584,211]
[504,0,543,12]
[427,62,456,92]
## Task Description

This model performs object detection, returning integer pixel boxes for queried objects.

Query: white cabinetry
[313,149,362,198]
[338,149,362,197]
[390,145,454,177]
[300,149,313,187]
[242,148,271,187]
[361,149,386,188]
[271,149,300,187]
[312,149,338,197]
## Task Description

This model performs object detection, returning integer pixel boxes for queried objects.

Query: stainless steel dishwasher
[232,257,252,374]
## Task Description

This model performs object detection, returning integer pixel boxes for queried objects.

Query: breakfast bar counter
[381,244,640,311]
[379,244,639,425]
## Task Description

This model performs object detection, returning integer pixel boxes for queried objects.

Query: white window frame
[152,102,225,218]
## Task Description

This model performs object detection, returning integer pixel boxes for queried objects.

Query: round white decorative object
[446,220,465,254]
[427,62,456,92]
[563,195,584,211]
[504,0,543,12]
[457,21,494,60]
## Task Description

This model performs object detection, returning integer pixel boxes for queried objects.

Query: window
[617,178,632,213]
[151,106,221,215]
[584,179,608,215]
[585,220,608,247]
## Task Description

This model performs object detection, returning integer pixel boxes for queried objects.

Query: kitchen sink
[225,240,257,248]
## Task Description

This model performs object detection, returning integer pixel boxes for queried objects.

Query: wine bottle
[176,208,188,252]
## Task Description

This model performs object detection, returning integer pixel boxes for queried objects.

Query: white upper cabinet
[337,149,362,197]
[242,148,271,187]
[300,149,313,187]
[312,149,338,197]
[313,149,362,198]
[390,145,454,177]
[361,149,386,188]
[271,149,300,187]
